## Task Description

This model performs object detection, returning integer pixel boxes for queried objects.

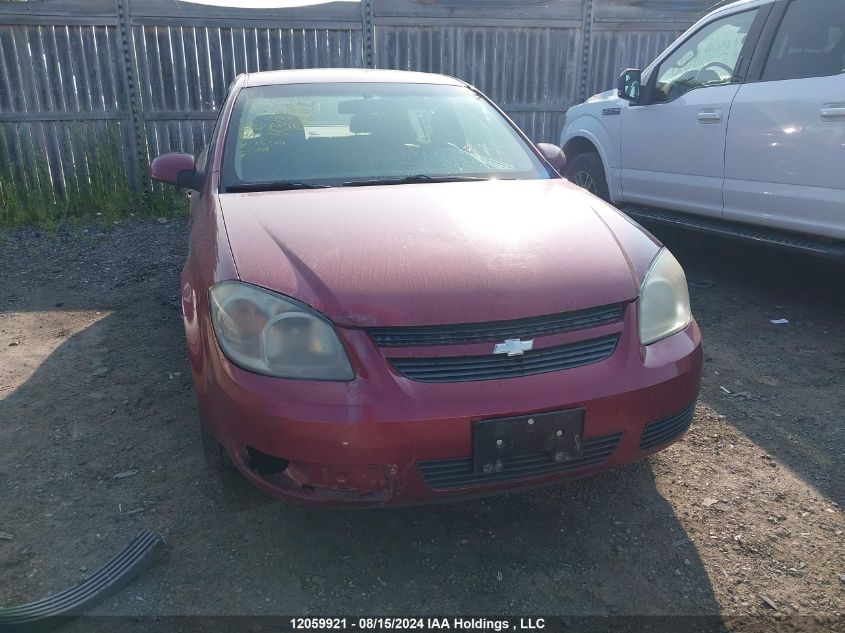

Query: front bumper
[192,303,702,506]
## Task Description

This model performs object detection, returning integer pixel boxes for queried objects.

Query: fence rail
[0,0,713,206]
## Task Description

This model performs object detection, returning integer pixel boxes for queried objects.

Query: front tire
[566,152,609,201]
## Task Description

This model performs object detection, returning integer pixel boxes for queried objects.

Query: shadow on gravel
[650,227,845,505]
[0,265,198,608]
[0,296,720,616]
[214,463,722,615]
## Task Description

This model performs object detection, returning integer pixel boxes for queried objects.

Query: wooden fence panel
[0,11,127,200]
[129,17,365,159]
[0,0,710,202]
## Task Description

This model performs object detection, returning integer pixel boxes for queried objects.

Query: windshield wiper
[342,175,491,187]
[226,181,331,193]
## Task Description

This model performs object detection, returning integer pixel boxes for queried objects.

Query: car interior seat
[347,109,417,174]
[238,113,307,182]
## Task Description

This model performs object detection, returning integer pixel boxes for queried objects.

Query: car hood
[566,89,622,120]
[585,88,620,104]
[219,179,646,327]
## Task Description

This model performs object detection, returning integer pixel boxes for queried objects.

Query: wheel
[566,152,609,201]
[200,420,233,471]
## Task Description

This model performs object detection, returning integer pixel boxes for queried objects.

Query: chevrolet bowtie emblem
[493,338,534,356]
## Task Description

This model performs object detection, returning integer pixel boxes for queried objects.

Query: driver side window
[652,9,758,103]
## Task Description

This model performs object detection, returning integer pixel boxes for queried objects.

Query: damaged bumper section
[196,306,702,507]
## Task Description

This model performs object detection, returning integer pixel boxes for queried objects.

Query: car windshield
[220,82,550,190]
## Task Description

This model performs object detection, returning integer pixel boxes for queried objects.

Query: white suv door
[723,0,845,240]
[620,6,764,218]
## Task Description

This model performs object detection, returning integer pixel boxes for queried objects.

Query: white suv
[560,0,845,255]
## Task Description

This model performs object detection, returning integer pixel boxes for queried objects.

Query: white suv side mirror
[617,68,642,103]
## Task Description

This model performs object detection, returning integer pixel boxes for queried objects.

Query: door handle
[697,110,723,123]
[820,106,845,120]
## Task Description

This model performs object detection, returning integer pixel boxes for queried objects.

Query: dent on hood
[590,198,662,285]
[252,220,384,326]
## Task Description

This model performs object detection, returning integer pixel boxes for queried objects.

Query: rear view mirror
[617,68,642,103]
[338,97,384,115]
[537,143,567,173]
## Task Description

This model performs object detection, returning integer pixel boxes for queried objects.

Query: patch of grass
[63,129,140,223]
[0,125,188,229]
[0,152,62,228]
[148,182,189,219]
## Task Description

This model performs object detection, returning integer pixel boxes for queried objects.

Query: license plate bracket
[473,408,585,474]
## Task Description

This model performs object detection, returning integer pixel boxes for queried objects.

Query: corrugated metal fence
[0,0,714,201]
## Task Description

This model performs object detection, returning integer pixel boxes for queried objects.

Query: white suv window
[763,0,845,82]
[652,9,758,103]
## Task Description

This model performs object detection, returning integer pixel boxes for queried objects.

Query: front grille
[639,404,695,450]
[367,303,624,347]
[418,432,622,490]
[391,334,618,382]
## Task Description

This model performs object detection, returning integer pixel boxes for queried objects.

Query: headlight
[209,281,354,380]
[638,248,691,345]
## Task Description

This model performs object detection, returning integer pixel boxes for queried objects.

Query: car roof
[702,0,774,20]
[243,68,468,88]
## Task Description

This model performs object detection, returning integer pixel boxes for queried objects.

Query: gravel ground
[0,218,843,629]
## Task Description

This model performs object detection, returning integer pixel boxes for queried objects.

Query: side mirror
[617,68,642,103]
[150,153,202,191]
[537,143,567,173]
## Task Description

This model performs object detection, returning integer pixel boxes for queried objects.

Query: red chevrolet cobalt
[151,69,702,506]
